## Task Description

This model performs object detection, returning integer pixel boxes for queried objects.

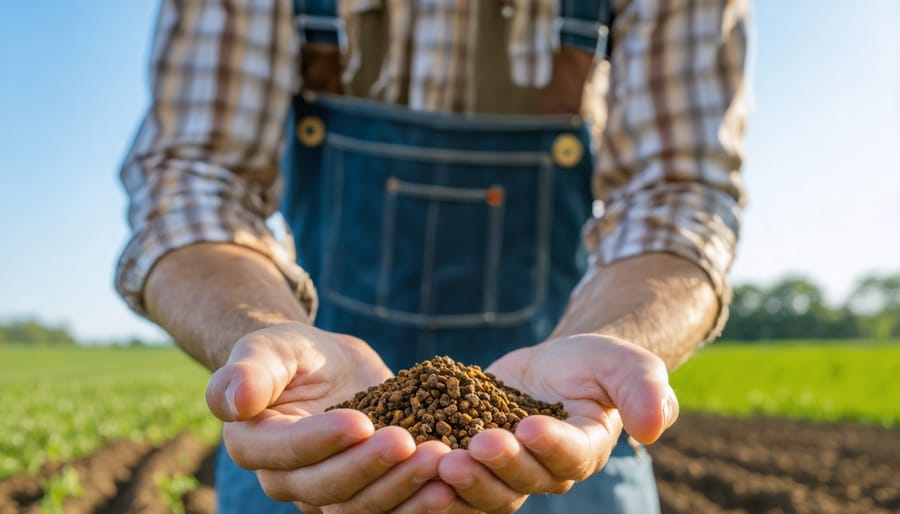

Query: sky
[0,1,898,342]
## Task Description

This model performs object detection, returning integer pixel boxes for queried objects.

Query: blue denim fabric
[283,94,594,370]
[294,0,341,45]
[215,2,658,512]
[559,0,613,55]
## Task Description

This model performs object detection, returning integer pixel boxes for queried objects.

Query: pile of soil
[327,355,567,449]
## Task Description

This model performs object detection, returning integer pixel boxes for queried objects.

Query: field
[668,340,900,426]
[0,342,898,513]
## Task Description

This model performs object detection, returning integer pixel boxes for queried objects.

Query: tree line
[722,273,900,341]
[0,320,159,346]
[0,319,77,345]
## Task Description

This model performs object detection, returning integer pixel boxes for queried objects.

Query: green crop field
[0,346,219,479]
[670,340,900,426]
[1,340,898,480]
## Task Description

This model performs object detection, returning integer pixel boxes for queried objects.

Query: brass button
[552,133,583,168]
[296,115,325,147]
[386,176,400,193]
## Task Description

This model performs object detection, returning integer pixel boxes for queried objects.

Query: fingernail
[479,452,506,468]
[225,380,241,419]
[662,388,679,429]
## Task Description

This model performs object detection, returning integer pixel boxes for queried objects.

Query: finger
[207,331,308,421]
[514,410,620,481]
[223,409,373,470]
[335,441,451,512]
[604,348,677,444]
[438,449,528,514]
[593,338,678,444]
[256,426,416,506]
[464,428,573,494]
[392,480,479,514]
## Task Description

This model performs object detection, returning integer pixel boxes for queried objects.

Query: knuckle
[572,461,595,481]
[567,450,604,481]
[221,433,250,468]
[547,480,574,495]
[509,477,542,495]
[311,479,352,506]
[650,357,669,382]
[257,472,293,502]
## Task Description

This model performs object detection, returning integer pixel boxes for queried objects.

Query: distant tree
[721,284,768,340]
[721,272,900,341]
[846,273,900,338]
[0,319,77,345]
[763,276,829,339]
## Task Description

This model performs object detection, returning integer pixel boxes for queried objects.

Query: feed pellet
[327,355,567,449]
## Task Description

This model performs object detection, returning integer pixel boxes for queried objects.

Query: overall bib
[215,1,660,512]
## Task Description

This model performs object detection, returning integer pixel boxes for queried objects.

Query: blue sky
[1,1,898,341]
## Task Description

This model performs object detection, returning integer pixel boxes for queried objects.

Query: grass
[670,339,900,426]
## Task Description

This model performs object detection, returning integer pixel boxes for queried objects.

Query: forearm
[552,253,719,369]
[145,243,311,370]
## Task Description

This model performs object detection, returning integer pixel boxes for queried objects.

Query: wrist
[552,253,717,368]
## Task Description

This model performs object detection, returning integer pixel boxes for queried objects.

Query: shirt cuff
[583,183,739,343]
[115,179,318,322]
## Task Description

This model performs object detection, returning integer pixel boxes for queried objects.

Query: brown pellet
[326,355,567,449]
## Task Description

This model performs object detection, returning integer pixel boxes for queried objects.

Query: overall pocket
[319,132,555,329]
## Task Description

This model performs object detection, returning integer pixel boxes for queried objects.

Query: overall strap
[558,0,614,60]
[293,0,343,47]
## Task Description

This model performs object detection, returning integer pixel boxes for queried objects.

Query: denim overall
[215,1,660,512]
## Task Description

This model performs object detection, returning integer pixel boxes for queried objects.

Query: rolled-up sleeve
[116,0,318,318]
[584,0,749,340]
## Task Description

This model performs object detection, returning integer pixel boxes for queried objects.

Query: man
[117,0,748,512]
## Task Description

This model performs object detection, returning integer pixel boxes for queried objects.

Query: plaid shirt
[117,0,748,339]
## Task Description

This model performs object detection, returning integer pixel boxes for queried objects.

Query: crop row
[0,347,218,479]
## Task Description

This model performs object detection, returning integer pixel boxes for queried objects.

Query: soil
[649,413,900,514]
[1,413,897,513]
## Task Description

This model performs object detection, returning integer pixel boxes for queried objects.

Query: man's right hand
[205,323,470,513]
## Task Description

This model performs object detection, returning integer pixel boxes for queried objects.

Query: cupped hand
[437,335,678,513]
[205,323,467,513]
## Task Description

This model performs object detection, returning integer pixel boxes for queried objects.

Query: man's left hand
[436,334,678,513]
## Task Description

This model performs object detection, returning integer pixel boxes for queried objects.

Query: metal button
[551,133,584,168]
[386,176,400,193]
[296,116,325,147]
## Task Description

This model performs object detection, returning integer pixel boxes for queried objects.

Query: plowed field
[3,413,897,513]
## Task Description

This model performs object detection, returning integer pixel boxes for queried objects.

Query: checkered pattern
[116,0,748,339]
[586,0,749,339]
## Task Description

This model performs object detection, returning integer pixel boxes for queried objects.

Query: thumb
[206,333,299,422]
[615,378,678,445]
[600,343,678,445]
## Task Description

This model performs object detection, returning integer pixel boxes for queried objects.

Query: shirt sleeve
[583,0,749,341]
[115,0,318,319]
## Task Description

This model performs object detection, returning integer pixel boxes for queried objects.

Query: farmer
[116,0,748,512]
